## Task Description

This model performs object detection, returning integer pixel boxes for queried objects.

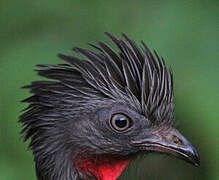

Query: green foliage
[0,0,218,179]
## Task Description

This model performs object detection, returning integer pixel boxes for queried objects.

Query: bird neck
[75,154,132,180]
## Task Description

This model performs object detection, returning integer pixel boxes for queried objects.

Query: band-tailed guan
[20,33,200,180]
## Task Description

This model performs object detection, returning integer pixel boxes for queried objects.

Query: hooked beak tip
[185,143,200,167]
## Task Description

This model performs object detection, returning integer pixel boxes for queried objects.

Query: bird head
[20,33,199,180]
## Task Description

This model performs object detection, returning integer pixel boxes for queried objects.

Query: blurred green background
[0,0,218,180]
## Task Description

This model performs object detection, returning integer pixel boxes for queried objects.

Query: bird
[19,32,200,180]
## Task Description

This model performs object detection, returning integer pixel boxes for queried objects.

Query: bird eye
[110,114,132,133]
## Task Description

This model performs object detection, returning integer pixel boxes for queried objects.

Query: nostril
[172,135,184,145]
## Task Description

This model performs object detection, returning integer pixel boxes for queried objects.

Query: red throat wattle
[75,155,132,180]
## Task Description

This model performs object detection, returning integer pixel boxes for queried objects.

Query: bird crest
[27,33,174,126]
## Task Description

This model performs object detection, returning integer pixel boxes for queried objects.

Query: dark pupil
[115,115,128,129]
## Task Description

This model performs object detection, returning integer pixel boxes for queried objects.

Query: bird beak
[133,127,200,166]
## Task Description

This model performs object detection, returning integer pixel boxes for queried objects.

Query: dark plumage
[20,33,199,180]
